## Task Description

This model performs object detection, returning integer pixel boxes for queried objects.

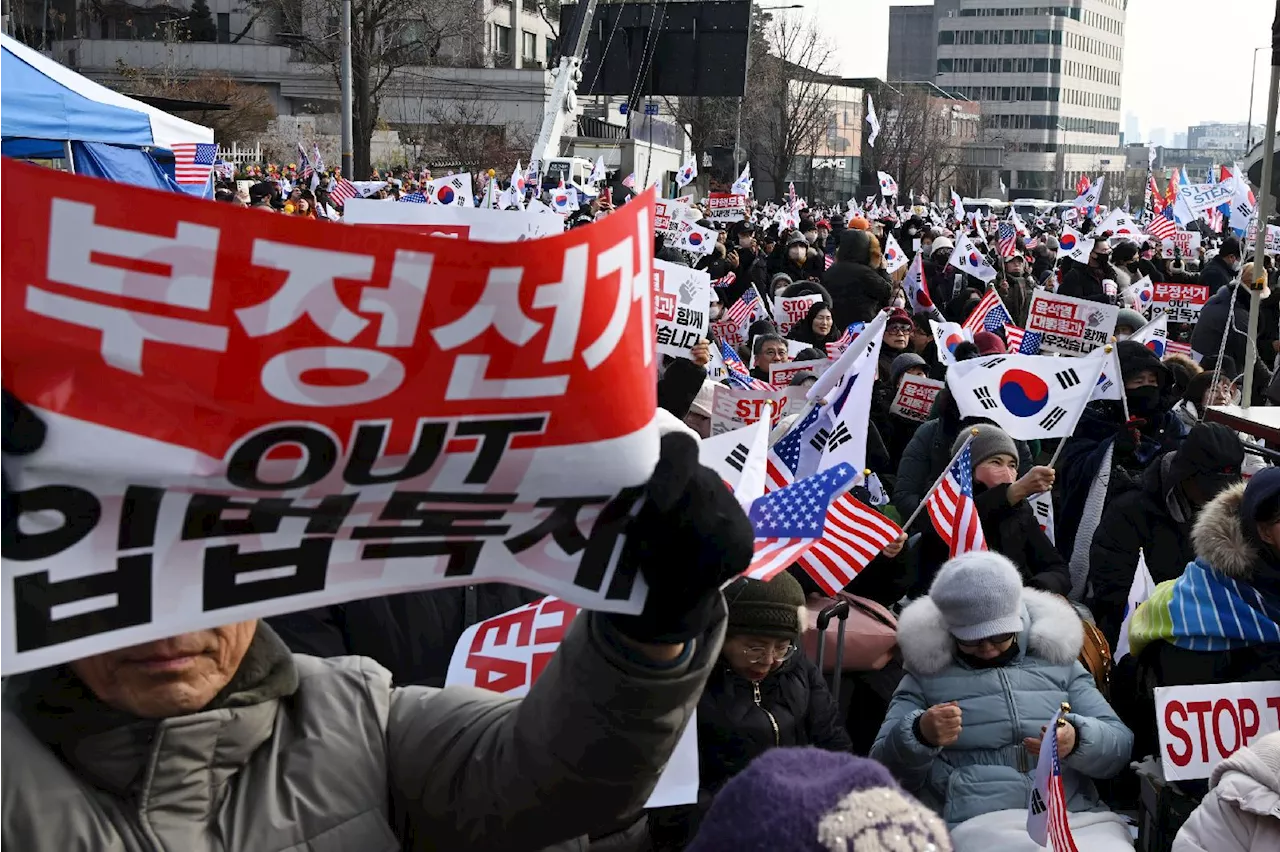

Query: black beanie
[725,573,805,639]
[1169,422,1244,489]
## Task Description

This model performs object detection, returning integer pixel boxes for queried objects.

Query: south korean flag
[947,354,1104,440]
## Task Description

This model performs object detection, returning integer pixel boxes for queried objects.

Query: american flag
[1205,206,1223,233]
[744,463,857,582]
[825,324,859,359]
[796,492,903,595]
[824,253,835,270]
[712,271,738,289]
[725,285,765,330]
[171,142,217,185]
[1003,324,1042,356]
[1027,708,1080,852]
[622,172,637,189]
[719,340,772,391]
[997,222,1019,259]
[1144,208,1178,241]
[398,192,428,204]
[297,142,313,182]
[765,403,826,491]
[925,441,987,557]
[1166,340,1192,358]
[328,177,358,205]
[962,288,1013,334]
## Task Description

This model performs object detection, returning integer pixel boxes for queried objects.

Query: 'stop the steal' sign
[1155,681,1280,781]
[0,159,660,675]
[446,596,699,807]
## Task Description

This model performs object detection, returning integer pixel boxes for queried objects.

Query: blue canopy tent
[1,33,216,196]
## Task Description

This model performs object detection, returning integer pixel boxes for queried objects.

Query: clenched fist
[919,702,963,747]
[1008,465,1055,504]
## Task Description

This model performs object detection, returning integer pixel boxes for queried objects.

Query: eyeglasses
[955,633,1016,651]
[736,643,797,665]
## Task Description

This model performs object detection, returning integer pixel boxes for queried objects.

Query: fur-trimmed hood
[1192,481,1256,580]
[895,588,1083,677]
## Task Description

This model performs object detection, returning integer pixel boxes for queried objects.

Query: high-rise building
[930,0,1127,200]
[1124,111,1141,144]
[887,5,939,81]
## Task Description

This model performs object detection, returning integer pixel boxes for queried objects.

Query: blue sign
[644,103,659,116]
[618,103,629,115]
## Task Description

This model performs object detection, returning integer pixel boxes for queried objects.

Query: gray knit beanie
[952,424,1017,468]
[890,352,928,389]
[928,551,1025,642]
[725,573,806,639]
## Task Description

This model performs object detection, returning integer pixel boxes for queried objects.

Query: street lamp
[1247,46,1271,151]
[734,3,804,179]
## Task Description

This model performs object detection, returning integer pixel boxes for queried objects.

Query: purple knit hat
[687,747,951,852]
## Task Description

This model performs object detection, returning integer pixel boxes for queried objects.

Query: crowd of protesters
[5,161,1280,852]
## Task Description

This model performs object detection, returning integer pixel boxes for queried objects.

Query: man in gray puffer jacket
[2,425,752,852]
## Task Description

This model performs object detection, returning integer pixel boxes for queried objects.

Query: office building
[1187,122,1265,152]
[887,5,938,81]
[928,0,1127,200]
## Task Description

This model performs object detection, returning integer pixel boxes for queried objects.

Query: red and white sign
[1244,219,1280,256]
[706,193,749,223]
[710,385,805,435]
[889,374,944,422]
[768,359,833,389]
[653,261,711,358]
[1158,230,1202,260]
[341,198,564,241]
[654,198,696,242]
[1151,281,1210,324]
[1026,289,1119,356]
[1155,681,1280,781]
[0,160,661,674]
[772,294,823,336]
[446,596,699,807]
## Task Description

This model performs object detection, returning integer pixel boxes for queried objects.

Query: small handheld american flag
[1144,208,1178,242]
[171,142,217,185]
[328,177,359,205]
[719,340,772,391]
[962,288,1013,334]
[743,463,857,582]
[925,440,987,557]
[398,192,428,204]
[997,222,1019,259]
[1027,707,1080,852]
[1003,324,1042,356]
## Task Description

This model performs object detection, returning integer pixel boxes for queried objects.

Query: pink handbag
[801,592,898,672]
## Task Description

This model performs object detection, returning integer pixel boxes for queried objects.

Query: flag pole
[900,430,978,531]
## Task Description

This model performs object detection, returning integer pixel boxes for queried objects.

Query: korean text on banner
[768,359,833,389]
[1025,288,1118,356]
[1159,231,1202,260]
[890,375,944,423]
[653,260,711,358]
[772,294,822,336]
[706,193,749,224]
[1154,681,1280,781]
[1151,281,1210,324]
[445,596,699,808]
[0,160,661,676]
[341,198,565,241]
[1244,218,1280,255]
[710,385,805,436]
[654,199,695,243]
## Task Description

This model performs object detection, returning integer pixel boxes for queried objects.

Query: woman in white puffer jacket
[1173,731,1280,852]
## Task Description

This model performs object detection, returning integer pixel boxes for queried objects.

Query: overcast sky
[793,0,1275,141]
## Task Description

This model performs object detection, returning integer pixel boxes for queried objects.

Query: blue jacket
[870,588,1133,827]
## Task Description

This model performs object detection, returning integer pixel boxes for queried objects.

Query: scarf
[1128,560,1280,658]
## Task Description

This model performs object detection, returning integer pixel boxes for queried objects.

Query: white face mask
[1233,260,1243,272]
[1115,333,1131,342]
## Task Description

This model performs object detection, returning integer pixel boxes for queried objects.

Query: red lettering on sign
[1212,698,1241,757]
[533,597,580,645]
[1164,700,1193,766]
[1187,700,1214,762]
[470,605,536,652]
[465,652,526,693]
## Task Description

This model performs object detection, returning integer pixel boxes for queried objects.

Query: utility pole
[1242,3,1279,406]
[340,0,354,178]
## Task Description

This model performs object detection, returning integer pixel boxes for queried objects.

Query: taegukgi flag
[948,354,1105,440]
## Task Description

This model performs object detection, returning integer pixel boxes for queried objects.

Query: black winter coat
[1199,254,1236,296]
[823,230,892,328]
[267,584,542,688]
[1087,454,1197,647]
[1058,260,1115,303]
[697,656,852,795]
[658,358,707,419]
[1190,283,1251,379]
[916,482,1071,597]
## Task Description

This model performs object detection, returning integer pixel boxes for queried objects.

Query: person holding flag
[1058,229,1118,303]
[823,228,893,326]
[911,425,1070,596]
[871,551,1134,851]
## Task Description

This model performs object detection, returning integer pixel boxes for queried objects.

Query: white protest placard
[710,385,805,435]
[772,294,823,336]
[706,193,750,224]
[653,260,711,358]
[1176,182,1235,216]
[890,374,944,422]
[1158,230,1202,260]
[768,359,833,389]
[1244,217,1280,256]
[711,318,747,349]
[1026,288,1119,356]
[1155,681,1280,781]
[0,163,662,675]
[786,339,813,359]
[655,198,697,242]
[1151,280,1210,324]
[343,197,565,240]
[446,596,699,807]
